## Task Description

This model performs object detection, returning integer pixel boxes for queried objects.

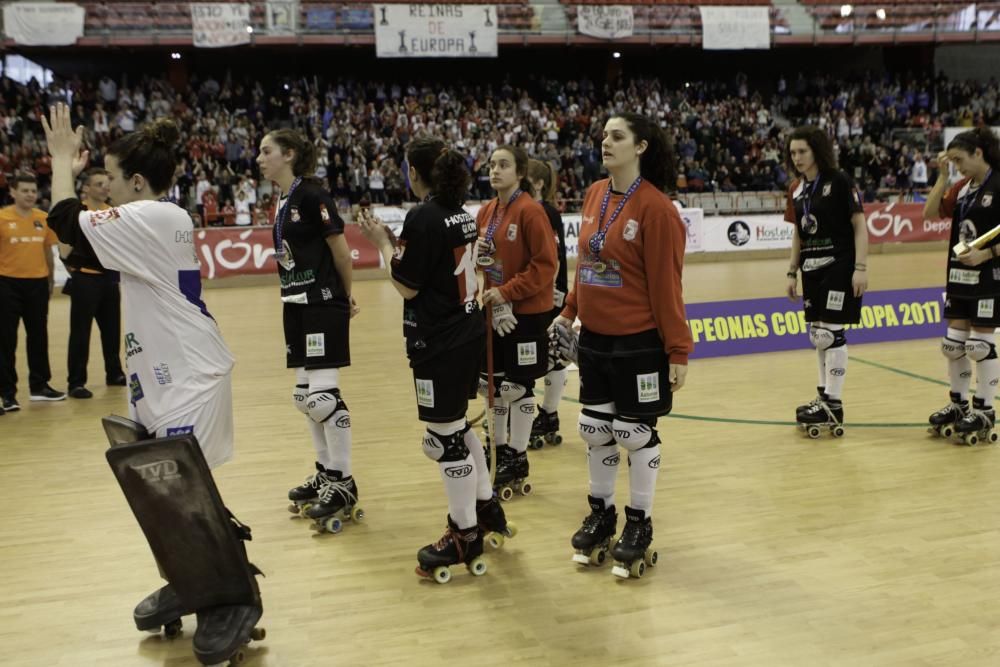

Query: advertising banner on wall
[374,4,498,58]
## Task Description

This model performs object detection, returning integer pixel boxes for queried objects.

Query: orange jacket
[562,179,693,364]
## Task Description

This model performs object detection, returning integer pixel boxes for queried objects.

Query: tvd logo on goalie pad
[444,464,473,478]
[131,460,181,483]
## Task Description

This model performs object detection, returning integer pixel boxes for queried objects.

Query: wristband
[786,271,797,279]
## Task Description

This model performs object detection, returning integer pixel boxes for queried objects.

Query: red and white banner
[863,202,950,244]
[195,226,381,280]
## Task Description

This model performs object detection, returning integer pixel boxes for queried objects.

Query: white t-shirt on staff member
[78,200,235,466]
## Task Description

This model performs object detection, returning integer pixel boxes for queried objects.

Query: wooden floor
[2,250,999,667]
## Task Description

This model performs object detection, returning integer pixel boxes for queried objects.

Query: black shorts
[411,336,482,423]
[485,312,549,383]
[802,265,861,325]
[578,328,673,418]
[944,294,1000,328]
[283,303,350,369]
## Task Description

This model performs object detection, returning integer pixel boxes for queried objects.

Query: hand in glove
[492,302,518,337]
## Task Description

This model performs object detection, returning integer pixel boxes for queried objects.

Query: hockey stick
[485,306,497,488]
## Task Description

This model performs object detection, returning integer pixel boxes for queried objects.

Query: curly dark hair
[407,136,471,208]
[785,126,838,178]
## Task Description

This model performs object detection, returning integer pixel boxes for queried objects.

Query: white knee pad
[292,383,309,414]
[578,408,615,447]
[422,428,471,463]
[809,325,836,351]
[499,379,532,403]
[941,336,968,360]
[306,388,349,426]
[966,338,997,362]
[612,418,657,452]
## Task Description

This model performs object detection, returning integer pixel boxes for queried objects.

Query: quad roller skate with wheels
[305,473,364,534]
[286,462,327,517]
[415,516,487,584]
[797,398,845,439]
[928,392,970,439]
[493,445,532,501]
[134,584,188,638]
[796,387,826,418]
[477,495,517,549]
[610,506,658,580]
[571,496,617,567]
[529,408,562,449]
[953,397,998,446]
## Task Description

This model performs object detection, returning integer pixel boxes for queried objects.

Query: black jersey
[785,169,863,274]
[272,179,349,309]
[391,198,484,366]
[541,200,569,298]
[942,170,1000,298]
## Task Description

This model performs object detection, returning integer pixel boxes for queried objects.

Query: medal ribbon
[958,169,992,221]
[483,189,522,250]
[587,177,642,259]
[274,176,303,258]
[800,176,821,229]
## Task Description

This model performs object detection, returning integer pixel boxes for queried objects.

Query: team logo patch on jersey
[637,373,660,403]
[165,425,195,436]
[306,333,326,357]
[959,219,977,244]
[983,194,994,208]
[517,342,538,366]
[979,299,995,319]
[826,290,845,311]
[415,379,435,408]
[320,206,330,222]
[321,287,333,301]
[506,224,518,241]
[153,363,173,385]
[89,208,121,226]
[623,219,639,241]
[822,183,832,197]
[949,268,980,285]
[129,373,144,405]
[290,207,301,222]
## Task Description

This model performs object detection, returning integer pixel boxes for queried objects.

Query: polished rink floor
[2,249,998,666]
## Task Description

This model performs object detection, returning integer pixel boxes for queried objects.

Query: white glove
[549,322,579,364]
[492,302,518,337]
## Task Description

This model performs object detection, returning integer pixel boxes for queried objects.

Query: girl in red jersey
[476,145,557,501]
[553,112,692,580]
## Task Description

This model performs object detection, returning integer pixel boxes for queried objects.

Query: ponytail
[407,136,471,208]
[265,128,318,177]
[527,159,559,204]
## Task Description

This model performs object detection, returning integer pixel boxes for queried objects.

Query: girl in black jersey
[925,128,1000,444]
[784,126,868,437]
[526,159,569,447]
[359,137,511,583]
[256,129,362,531]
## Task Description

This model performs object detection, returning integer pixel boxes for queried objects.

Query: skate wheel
[433,566,452,584]
[629,560,645,579]
[519,481,533,496]
[589,547,606,566]
[324,517,343,533]
[505,521,518,538]
[163,619,182,639]
[487,532,504,549]
[468,556,487,576]
[990,431,999,444]
[250,627,266,641]
[544,432,555,444]
[806,425,821,439]
[941,425,955,438]
[965,433,979,446]
[832,425,845,438]
[498,486,514,502]
[611,563,629,579]
[552,434,562,445]
[231,648,246,665]
[644,549,658,567]
[529,438,543,450]
[351,506,365,522]
[300,503,313,516]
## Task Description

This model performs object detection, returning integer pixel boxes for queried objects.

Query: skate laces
[619,519,644,547]
[317,477,356,506]
[580,508,608,535]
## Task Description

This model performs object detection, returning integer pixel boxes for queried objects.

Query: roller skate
[953,397,998,446]
[493,445,532,501]
[797,398,845,439]
[305,472,364,534]
[134,584,189,638]
[796,387,826,418]
[477,495,518,549]
[415,516,487,584]
[928,392,970,439]
[529,408,562,449]
[610,506,658,580]
[571,495,617,567]
[286,462,327,517]
[193,604,265,666]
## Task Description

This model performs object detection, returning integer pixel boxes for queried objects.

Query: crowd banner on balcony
[577,6,634,40]
[2,2,84,46]
[265,1,298,34]
[374,4,498,58]
[191,3,252,48]
[698,6,770,50]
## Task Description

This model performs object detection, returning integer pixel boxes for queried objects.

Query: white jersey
[78,201,235,438]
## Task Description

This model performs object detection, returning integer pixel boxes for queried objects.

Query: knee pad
[809,325,845,351]
[966,338,998,362]
[499,379,533,403]
[292,383,309,415]
[578,408,615,447]
[613,417,660,452]
[306,388,349,426]
[422,429,471,463]
[478,372,505,399]
[942,336,968,360]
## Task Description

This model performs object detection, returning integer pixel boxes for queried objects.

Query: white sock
[296,368,331,468]
[947,327,972,399]
[541,368,568,413]
[627,445,660,514]
[433,419,477,529]
[463,425,493,501]
[972,332,1000,409]
[824,329,848,400]
[816,347,827,390]
[508,396,535,453]
[588,443,619,508]
[308,368,352,477]
[491,402,509,447]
